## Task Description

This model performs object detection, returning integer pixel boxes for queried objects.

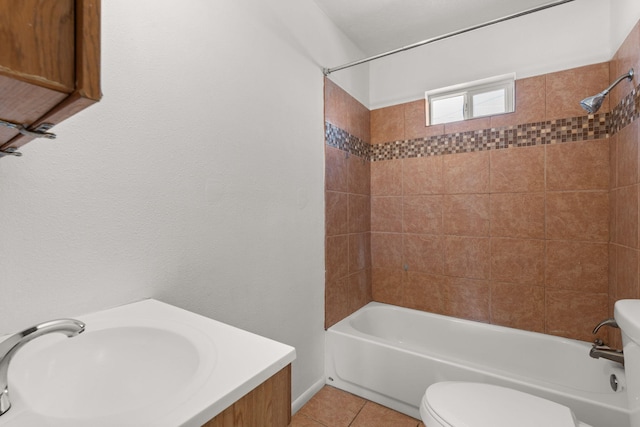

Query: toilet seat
[421,382,588,427]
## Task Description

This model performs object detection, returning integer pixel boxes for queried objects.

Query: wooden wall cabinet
[0,0,101,155]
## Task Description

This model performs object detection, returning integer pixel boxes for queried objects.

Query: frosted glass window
[472,89,506,117]
[431,95,464,125]
[425,74,515,126]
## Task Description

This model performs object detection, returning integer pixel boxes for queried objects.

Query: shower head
[580,68,634,114]
[580,92,607,114]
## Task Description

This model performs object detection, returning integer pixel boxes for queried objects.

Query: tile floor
[290,385,425,427]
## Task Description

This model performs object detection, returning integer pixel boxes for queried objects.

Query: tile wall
[609,20,640,348]
[324,79,372,328]
[324,20,640,343]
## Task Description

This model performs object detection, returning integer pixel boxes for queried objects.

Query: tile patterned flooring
[290,385,425,427]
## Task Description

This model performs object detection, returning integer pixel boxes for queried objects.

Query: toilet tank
[615,300,640,427]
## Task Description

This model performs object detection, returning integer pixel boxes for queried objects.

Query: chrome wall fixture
[580,68,635,114]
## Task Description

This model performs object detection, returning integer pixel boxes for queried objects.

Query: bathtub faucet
[589,317,624,365]
[590,344,624,365]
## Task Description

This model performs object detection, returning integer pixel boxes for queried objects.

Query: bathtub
[325,302,630,427]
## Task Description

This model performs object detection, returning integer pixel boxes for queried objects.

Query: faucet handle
[593,318,619,335]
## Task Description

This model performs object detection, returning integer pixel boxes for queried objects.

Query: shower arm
[601,69,634,95]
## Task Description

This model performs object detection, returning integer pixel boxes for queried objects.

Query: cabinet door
[0,0,75,92]
[0,0,101,152]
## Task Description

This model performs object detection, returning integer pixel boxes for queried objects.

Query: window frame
[425,73,515,126]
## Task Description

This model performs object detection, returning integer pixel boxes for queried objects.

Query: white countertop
[0,299,296,427]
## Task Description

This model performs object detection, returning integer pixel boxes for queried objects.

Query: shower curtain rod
[322,0,575,76]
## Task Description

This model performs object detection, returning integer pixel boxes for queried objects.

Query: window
[426,74,515,126]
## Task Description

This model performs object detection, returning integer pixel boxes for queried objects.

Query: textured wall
[0,0,367,404]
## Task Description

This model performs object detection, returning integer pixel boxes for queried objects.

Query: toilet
[420,382,590,427]
[420,299,640,427]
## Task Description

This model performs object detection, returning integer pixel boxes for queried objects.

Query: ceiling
[313,0,572,56]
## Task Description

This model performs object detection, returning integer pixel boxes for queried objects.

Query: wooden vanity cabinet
[0,0,100,153]
[202,365,292,427]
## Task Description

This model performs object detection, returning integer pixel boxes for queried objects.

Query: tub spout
[590,344,624,365]
[592,318,618,334]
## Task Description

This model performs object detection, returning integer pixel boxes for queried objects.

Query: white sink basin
[11,323,212,420]
[0,300,295,427]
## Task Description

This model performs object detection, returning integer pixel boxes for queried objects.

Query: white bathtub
[325,302,630,427]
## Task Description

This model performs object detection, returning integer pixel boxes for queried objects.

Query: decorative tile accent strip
[326,82,640,162]
[611,83,640,134]
[325,123,370,158]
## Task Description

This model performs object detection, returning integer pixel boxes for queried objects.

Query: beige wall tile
[404,272,447,314]
[349,97,371,143]
[348,154,371,195]
[490,193,545,239]
[546,289,608,341]
[403,156,443,195]
[324,78,349,130]
[490,282,545,333]
[617,246,640,299]
[326,191,348,237]
[443,151,490,194]
[490,238,545,285]
[371,159,402,196]
[348,233,371,274]
[546,139,609,191]
[348,270,371,313]
[403,195,443,234]
[615,185,638,248]
[371,233,403,270]
[545,240,608,293]
[444,236,490,279]
[403,234,444,275]
[372,268,404,306]
[616,121,639,187]
[371,105,404,144]
[545,62,610,120]
[443,194,490,236]
[404,100,428,140]
[348,194,371,234]
[444,117,491,134]
[326,235,349,283]
[371,196,403,232]
[326,146,348,192]
[546,191,609,242]
[325,277,349,329]
[491,76,546,128]
[447,277,490,322]
[490,145,545,193]
[610,133,618,190]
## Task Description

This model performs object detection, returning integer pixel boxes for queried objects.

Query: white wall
[0,0,365,405]
[610,0,640,52]
[368,0,611,109]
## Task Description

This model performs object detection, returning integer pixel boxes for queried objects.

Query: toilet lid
[424,382,578,427]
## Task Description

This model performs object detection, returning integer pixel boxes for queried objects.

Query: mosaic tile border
[326,82,640,162]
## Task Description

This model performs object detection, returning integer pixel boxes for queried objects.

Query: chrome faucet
[0,319,85,416]
[589,317,624,365]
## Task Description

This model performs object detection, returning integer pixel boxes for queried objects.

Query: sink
[0,299,294,427]
[10,321,214,421]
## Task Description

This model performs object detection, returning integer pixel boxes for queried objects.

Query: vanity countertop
[0,299,296,427]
